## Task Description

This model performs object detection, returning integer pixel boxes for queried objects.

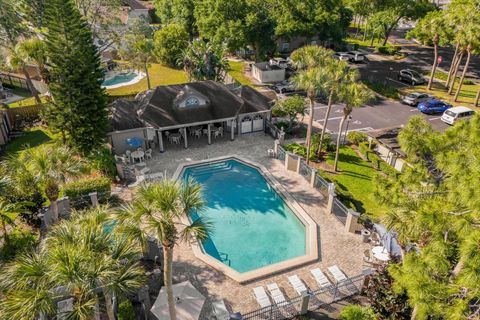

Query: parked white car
[333,52,350,61]
[274,80,295,93]
[269,58,289,69]
[441,106,475,125]
[345,51,365,62]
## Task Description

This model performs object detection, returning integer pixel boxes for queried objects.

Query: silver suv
[398,69,426,86]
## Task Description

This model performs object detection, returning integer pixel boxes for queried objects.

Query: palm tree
[181,39,228,82]
[291,68,328,164]
[290,45,334,164]
[46,207,146,320]
[0,200,32,245]
[16,37,49,84]
[116,179,211,320]
[6,44,42,104]
[408,11,448,91]
[317,60,355,159]
[13,144,84,222]
[0,206,146,320]
[333,82,374,171]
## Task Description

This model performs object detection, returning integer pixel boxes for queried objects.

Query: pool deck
[143,132,370,318]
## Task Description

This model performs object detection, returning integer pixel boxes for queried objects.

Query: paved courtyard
[143,133,370,318]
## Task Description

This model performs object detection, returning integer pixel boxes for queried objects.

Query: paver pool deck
[144,132,369,318]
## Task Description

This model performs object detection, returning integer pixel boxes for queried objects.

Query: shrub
[118,300,135,320]
[464,79,475,85]
[0,227,39,261]
[153,23,189,67]
[283,132,334,161]
[340,305,376,320]
[365,266,411,318]
[347,131,368,145]
[376,44,400,55]
[63,176,112,209]
[88,146,117,179]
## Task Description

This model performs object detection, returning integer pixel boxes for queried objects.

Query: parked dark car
[398,69,426,85]
[417,99,452,114]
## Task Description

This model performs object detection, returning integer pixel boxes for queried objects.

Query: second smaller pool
[102,71,144,89]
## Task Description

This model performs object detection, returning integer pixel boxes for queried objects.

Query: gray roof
[124,0,148,10]
[111,81,273,131]
[367,127,406,157]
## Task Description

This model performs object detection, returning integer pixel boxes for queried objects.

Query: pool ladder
[219,252,232,266]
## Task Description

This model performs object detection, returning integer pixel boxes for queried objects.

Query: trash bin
[361,229,371,243]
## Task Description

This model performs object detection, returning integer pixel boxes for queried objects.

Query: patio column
[157,130,164,153]
[237,116,241,136]
[184,128,188,149]
[230,119,235,141]
[207,123,211,145]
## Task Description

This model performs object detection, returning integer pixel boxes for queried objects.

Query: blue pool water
[102,72,138,87]
[182,159,306,273]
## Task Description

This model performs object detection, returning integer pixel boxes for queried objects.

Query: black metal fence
[242,274,365,320]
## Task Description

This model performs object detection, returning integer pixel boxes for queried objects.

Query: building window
[185,97,199,106]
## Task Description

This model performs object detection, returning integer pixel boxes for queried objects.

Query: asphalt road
[355,31,480,88]
[311,97,450,134]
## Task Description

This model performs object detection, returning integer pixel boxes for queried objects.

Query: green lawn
[3,126,58,156]
[107,63,188,96]
[319,146,387,220]
[8,96,47,108]
[228,61,254,86]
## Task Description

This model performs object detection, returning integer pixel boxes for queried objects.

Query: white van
[441,106,475,125]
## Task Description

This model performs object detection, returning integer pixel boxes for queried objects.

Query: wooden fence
[5,104,43,126]
[0,72,29,90]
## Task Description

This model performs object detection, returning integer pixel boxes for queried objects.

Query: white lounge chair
[288,275,308,296]
[310,268,332,288]
[212,299,230,320]
[253,286,271,308]
[266,283,287,306]
[328,265,348,283]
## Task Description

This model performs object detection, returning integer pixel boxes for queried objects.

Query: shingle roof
[125,0,148,10]
[111,81,273,131]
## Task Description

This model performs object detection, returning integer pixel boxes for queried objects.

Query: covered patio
[109,81,273,155]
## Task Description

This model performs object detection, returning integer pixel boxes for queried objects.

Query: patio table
[373,252,390,261]
[372,246,387,255]
[131,150,145,162]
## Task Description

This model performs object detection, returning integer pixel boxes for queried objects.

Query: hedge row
[63,176,112,208]
[357,142,398,178]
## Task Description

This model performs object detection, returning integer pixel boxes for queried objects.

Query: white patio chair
[253,286,271,308]
[218,127,224,137]
[212,299,230,320]
[195,129,202,138]
[310,268,332,288]
[328,265,348,283]
[266,283,287,306]
[125,150,132,163]
[288,275,308,296]
[145,149,153,160]
[203,128,208,136]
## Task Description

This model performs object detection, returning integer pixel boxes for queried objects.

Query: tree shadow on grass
[4,130,52,155]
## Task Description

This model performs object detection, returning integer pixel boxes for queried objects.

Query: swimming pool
[102,71,144,89]
[180,158,317,280]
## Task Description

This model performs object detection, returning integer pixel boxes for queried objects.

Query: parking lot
[311,97,451,134]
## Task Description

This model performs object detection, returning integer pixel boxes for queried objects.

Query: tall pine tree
[43,0,108,154]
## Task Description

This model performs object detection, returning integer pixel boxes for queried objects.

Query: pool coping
[102,71,146,89]
[173,155,319,284]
